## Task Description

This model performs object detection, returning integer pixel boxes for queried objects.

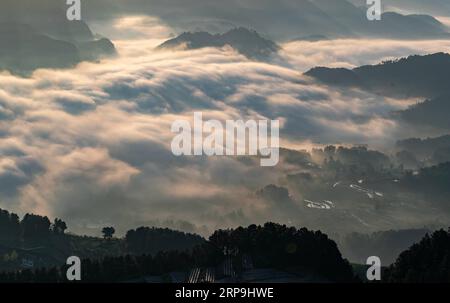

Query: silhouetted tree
[102,227,115,240]
[52,218,67,234]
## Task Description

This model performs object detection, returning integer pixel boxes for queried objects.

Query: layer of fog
[1,16,449,236]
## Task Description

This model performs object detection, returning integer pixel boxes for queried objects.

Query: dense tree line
[4,211,450,283]
[396,135,450,161]
[0,208,209,275]
[125,227,205,255]
[312,145,393,181]
[0,223,358,282]
[313,145,391,170]
[0,242,221,283]
[0,209,21,244]
[0,209,67,245]
[209,223,356,282]
[385,229,450,282]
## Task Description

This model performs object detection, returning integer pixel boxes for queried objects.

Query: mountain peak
[158,27,279,60]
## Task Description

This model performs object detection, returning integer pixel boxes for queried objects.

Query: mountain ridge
[305,52,450,99]
[158,27,280,60]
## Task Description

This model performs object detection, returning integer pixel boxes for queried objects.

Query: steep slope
[397,95,450,130]
[0,1,116,74]
[305,53,450,99]
[385,229,450,283]
[0,23,80,74]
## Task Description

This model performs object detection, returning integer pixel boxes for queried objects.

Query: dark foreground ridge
[1,207,450,283]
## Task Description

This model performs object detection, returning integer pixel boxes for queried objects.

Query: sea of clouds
[1,16,450,236]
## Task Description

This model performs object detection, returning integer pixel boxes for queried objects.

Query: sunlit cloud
[1,16,449,235]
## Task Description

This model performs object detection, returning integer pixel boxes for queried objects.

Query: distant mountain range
[305,53,450,99]
[310,0,449,39]
[0,23,81,73]
[4,0,449,41]
[0,0,116,74]
[158,28,280,60]
[0,23,116,74]
[305,53,450,131]
[75,0,450,41]
[0,24,116,75]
